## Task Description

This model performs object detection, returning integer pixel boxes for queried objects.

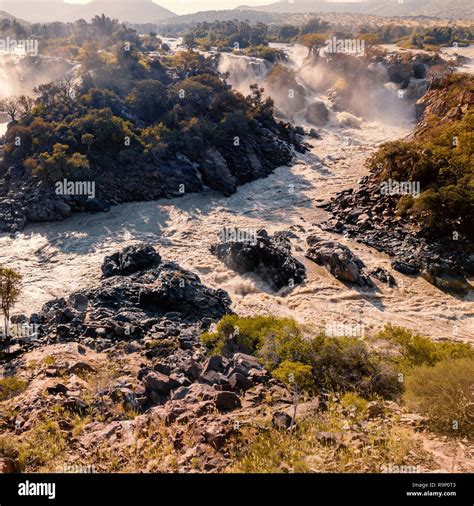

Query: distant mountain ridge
[0,0,176,24]
[236,0,474,20]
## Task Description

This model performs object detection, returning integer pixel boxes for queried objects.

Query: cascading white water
[217,53,273,94]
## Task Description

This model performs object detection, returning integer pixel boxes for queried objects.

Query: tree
[0,267,22,339]
[183,33,197,51]
[300,33,327,58]
[37,143,90,181]
[18,95,35,119]
[0,97,20,122]
[126,80,167,122]
[273,360,316,431]
[277,25,300,42]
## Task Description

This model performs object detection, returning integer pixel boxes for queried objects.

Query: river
[0,43,472,342]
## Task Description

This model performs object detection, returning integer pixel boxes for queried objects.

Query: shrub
[375,324,474,370]
[202,316,402,399]
[0,377,28,401]
[200,315,314,370]
[272,360,316,395]
[404,358,474,435]
[311,335,402,399]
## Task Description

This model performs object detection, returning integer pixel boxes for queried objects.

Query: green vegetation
[375,324,474,371]
[0,267,22,338]
[201,315,401,399]
[200,314,314,370]
[273,360,316,394]
[367,75,474,240]
[404,358,474,435]
[183,20,269,51]
[0,376,28,401]
[1,17,285,198]
[398,26,473,50]
[203,316,473,440]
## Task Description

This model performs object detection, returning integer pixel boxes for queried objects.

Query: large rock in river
[210,229,306,291]
[305,236,372,287]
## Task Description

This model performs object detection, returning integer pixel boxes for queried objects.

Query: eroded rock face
[305,235,372,287]
[210,229,306,291]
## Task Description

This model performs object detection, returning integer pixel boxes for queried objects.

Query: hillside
[236,0,474,20]
[0,0,176,23]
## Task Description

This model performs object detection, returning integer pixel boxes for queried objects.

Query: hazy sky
[65,0,278,15]
[64,0,365,16]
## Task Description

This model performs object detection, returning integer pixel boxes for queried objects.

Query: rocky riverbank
[1,244,472,474]
[0,120,306,233]
[320,74,474,292]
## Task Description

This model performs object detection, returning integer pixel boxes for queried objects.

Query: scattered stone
[272,411,293,430]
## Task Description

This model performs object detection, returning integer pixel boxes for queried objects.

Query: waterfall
[217,53,273,94]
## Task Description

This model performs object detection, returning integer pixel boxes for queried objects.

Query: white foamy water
[1,119,472,342]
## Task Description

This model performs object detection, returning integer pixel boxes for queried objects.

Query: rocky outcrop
[210,229,306,291]
[102,243,161,278]
[305,235,372,287]
[14,244,232,348]
[322,176,473,284]
[0,123,306,234]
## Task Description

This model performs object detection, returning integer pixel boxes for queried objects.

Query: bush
[404,358,474,435]
[375,324,474,370]
[0,377,28,402]
[312,335,402,400]
[272,360,316,395]
[203,316,402,399]
[201,315,314,370]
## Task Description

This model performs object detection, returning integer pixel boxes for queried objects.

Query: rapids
[0,43,472,342]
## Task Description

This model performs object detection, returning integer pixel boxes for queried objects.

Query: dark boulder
[272,411,293,430]
[102,243,161,277]
[391,260,419,276]
[214,391,241,412]
[138,265,231,320]
[305,236,372,287]
[305,101,329,127]
[210,229,306,291]
[370,267,396,287]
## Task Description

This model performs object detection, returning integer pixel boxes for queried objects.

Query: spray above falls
[217,43,436,128]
